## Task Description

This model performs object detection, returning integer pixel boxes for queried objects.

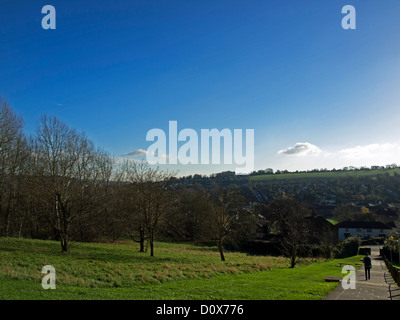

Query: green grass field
[249,168,400,183]
[0,237,361,300]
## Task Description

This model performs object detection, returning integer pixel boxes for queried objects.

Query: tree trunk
[218,239,225,261]
[4,197,12,237]
[149,230,154,257]
[150,242,154,257]
[61,236,69,253]
[139,227,145,252]
[290,245,297,268]
[18,221,23,238]
[4,210,10,237]
[60,217,69,253]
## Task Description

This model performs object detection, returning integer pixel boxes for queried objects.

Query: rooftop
[336,220,392,230]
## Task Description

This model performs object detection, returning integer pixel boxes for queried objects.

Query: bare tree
[210,201,229,261]
[0,97,29,237]
[0,97,24,160]
[120,160,176,256]
[175,188,214,242]
[118,177,148,252]
[208,185,245,261]
[268,198,309,268]
[33,115,102,252]
[95,150,122,241]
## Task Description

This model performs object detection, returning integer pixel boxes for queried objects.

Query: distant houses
[314,218,396,243]
[254,213,396,244]
[336,220,393,241]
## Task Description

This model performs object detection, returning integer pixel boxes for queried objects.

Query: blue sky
[1,0,400,176]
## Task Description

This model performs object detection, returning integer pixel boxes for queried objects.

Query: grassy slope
[249,168,400,183]
[0,238,361,300]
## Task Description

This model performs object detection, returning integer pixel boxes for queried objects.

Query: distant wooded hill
[249,167,400,183]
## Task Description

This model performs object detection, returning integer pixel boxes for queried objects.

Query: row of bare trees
[0,97,28,238]
[2,96,330,265]
[0,97,257,259]
[0,97,172,254]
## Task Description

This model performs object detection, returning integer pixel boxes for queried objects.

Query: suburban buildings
[336,220,393,241]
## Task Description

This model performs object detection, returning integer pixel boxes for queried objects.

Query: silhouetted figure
[363,254,372,280]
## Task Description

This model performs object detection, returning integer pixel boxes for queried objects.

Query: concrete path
[324,245,400,300]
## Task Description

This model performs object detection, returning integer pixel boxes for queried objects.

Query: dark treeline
[0,97,259,259]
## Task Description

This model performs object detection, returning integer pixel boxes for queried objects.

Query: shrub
[335,235,361,258]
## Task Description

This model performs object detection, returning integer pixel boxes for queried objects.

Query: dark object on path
[363,254,372,280]
[325,276,342,282]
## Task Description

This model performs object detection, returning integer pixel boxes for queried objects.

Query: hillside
[249,168,400,183]
[0,237,362,300]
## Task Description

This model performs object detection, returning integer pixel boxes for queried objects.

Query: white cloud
[338,143,400,160]
[278,142,322,156]
[123,149,148,157]
[336,143,400,168]
[123,149,169,159]
[275,142,400,170]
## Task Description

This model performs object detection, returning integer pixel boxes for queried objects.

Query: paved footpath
[324,245,400,300]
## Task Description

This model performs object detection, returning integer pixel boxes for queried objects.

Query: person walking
[363,253,372,280]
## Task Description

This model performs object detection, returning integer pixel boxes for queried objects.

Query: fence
[383,256,400,287]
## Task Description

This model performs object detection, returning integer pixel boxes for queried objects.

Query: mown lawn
[0,237,361,300]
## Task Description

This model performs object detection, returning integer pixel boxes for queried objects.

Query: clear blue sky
[1,0,400,176]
